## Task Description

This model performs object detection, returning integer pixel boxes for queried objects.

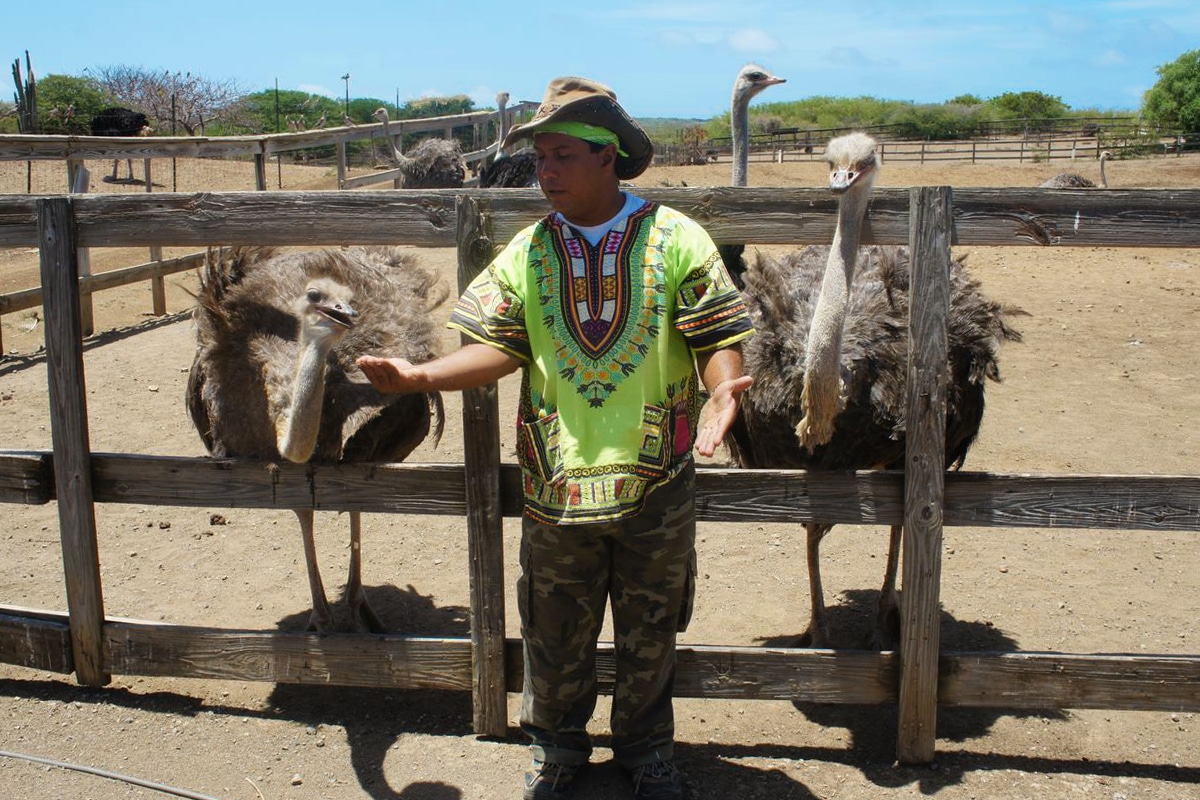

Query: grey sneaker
[524,759,580,799]
[631,759,684,799]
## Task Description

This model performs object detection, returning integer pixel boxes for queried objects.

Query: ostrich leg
[870,524,903,650]
[802,522,834,647]
[295,508,335,631]
[346,511,385,633]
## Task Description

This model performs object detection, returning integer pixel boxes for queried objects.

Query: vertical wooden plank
[37,197,109,687]
[455,195,508,737]
[149,245,166,316]
[896,186,952,764]
[336,141,347,189]
[67,161,93,337]
[253,153,267,191]
[145,162,166,316]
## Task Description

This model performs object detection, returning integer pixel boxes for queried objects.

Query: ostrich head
[733,63,787,106]
[372,107,390,123]
[825,132,880,196]
[295,278,358,346]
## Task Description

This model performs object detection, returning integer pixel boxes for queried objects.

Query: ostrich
[187,246,447,632]
[90,107,149,182]
[479,147,537,188]
[719,63,787,288]
[478,90,538,188]
[372,107,465,189]
[1039,150,1112,188]
[728,132,1024,648]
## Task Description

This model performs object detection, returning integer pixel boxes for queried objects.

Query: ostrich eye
[306,288,323,303]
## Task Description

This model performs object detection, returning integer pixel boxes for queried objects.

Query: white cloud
[729,27,779,53]
[298,83,335,98]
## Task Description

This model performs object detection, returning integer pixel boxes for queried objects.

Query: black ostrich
[90,107,150,183]
[478,147,538,188]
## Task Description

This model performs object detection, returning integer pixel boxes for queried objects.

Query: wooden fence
[1,186,1199,765]
[0,102,538,192]
[0,102,538,350]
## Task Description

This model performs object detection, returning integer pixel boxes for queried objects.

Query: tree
[92,64,244,134]
[35,74,112,134]
[986,91,1068,134]
[1143,49,1200,134]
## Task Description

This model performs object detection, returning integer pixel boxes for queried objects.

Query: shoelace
[634,759,675,789]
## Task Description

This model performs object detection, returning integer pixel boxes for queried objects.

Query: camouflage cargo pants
[518,463,697,769]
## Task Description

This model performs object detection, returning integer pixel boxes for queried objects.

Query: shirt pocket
[637,404,673,478]
[519,412,565,484]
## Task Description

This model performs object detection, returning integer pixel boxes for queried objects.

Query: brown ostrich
[728,132,1024,648]
[372,107,465,189]
[1039,150,1113,188]
[187,246,447,632]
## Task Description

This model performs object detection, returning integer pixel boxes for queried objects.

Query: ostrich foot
[868,591,901,651]
[349,593,387,634]
[306,607,334,633]
[793,623,830,649]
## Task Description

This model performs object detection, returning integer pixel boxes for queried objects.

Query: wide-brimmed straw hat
[503,76,654,180]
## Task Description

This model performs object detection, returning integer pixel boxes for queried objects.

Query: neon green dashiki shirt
[448,199,754,524]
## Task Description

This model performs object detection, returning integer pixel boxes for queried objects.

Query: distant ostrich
[90,107,149,182]
[1039,150,1112,188]
[479,90,538,188]
[718,63,787,287]
[728,132,1024,648]
[372,107,465,189]
[479,147,537,188]
[187,246,447,632]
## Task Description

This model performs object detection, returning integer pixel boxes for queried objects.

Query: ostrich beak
[830,161,874,195]
[316,301,359,329]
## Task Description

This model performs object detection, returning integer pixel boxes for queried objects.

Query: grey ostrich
[719,63,787,288]
[479,90,538,188]
[372,107,465,189]
[187,246,447,632]
[728,132,1024,648]
[1039,150,1112,189]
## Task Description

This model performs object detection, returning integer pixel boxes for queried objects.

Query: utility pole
[341,73,351,116]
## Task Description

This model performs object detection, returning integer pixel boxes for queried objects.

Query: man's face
[533,132,617,225]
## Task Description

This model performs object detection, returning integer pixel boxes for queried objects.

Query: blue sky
[6,0,1199,119]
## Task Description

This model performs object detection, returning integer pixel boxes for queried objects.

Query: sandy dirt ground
[1,151,1199,799]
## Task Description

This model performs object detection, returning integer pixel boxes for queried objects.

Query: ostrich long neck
[277,328,335,463]
[1099,153,1108,189]
[378,114,411,170]
[731,89,751,187]
[798,184,871,450]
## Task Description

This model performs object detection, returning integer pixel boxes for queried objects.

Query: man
[358,75,753,800]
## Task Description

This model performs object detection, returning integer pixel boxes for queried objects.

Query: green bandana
[535,121,628,156]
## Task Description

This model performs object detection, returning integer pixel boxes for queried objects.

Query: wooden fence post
[67,160,94,337]
[144,159,167,316]
[456,195,509,737]
[37,196,109,687]
[896,185,952,764]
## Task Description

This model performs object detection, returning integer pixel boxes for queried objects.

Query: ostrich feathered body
[479,147,538,188]
[400,138,465,189]
[187,246,447,464]
[1039,173,1096,189]
[730,244,1023,472]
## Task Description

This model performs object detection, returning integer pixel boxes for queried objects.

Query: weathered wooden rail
[1,187,1198,766]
